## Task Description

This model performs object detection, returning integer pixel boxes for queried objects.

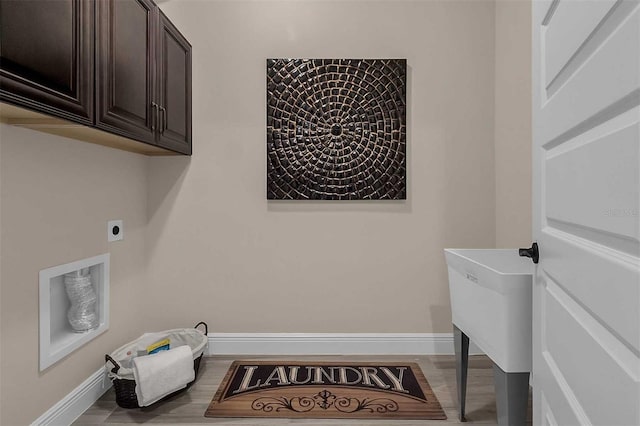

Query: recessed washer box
[39,254,110,371]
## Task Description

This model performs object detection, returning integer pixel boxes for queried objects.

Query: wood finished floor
[74,355,532,425]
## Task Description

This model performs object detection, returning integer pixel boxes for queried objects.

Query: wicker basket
[105,322,208,408]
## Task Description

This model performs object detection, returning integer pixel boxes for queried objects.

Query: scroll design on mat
[251,390,399,414]
[314,389,336,409]
[334,394,399,413]
[251,395,315,413]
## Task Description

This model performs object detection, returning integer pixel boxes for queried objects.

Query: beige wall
[146,0,497,334]
[0,124,150,425]
[494,0,532,247]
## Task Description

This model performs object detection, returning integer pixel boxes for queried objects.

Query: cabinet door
[0,0,94,124]
[96,0,156,144]
[157,11,192,154]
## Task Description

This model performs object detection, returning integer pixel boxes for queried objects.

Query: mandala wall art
[267,59,407,200]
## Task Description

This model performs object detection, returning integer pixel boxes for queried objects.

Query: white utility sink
[445,249,533,372]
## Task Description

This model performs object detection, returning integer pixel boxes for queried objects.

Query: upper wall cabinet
[96,0,156,145]
[0,0,192,155]
[0,0,94,125]
[157,11,192,154]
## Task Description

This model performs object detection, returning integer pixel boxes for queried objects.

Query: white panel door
[532,1,640,425]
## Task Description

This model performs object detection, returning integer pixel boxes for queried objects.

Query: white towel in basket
[132,345,195,407]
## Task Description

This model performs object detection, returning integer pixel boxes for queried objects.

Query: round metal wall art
[267,58,407,200]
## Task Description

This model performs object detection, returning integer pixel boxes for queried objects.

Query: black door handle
[519,242,539,264]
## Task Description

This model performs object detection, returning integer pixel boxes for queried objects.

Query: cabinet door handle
[151,102,159,131]
[160,106,167,134]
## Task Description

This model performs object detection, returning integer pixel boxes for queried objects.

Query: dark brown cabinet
[96,0,156,144]
[0,0,192,155]
[0,0,94,124]
[96,0,191,153]
[157,11,192,154]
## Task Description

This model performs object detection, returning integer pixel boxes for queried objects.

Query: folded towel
[132,345,195,407]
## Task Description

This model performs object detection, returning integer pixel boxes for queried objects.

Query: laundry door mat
[205,361,447,420]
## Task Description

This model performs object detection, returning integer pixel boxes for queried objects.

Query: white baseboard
[207,332,484,356]
[32,367,111,426]
[32,332,483,425]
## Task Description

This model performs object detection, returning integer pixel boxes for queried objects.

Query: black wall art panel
[267,59,406,200]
